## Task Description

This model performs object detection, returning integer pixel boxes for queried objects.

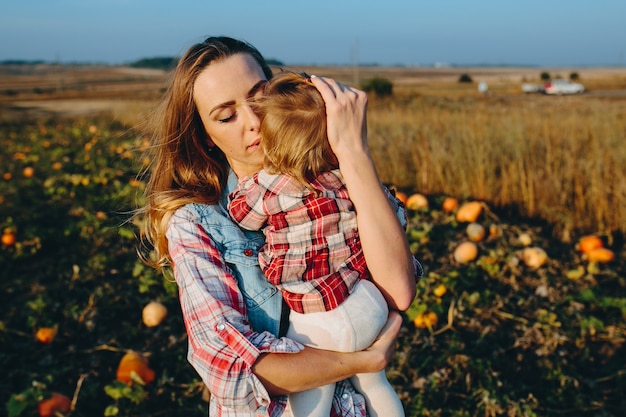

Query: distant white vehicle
[521,83,544,93]
[543,79,584,95]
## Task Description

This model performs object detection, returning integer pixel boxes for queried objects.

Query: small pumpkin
[455,201,483,223]
[466,223,486,242]
[406,193,429,210]
[433,284,447,297]
[142,301,168,327]
[521,247,548,270]
[442,197,459,212]
[116,350,155,385]
[35,326,58,344]
[586,247,615,263]
[394,191,408,205]
[38,393,71,417]
[578,235,603,254]
[454,241,478,263]
[413,311,438,329]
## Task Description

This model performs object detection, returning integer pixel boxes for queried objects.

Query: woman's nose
[242,105,260,131]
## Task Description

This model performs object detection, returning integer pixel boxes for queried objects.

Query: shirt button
[243,248,254,257]
[341,393,350,400]
[216,323,225,331]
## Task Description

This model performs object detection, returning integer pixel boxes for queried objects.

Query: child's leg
[351,371,405,417]
[286,279,388,351]
[286,280,392,416]
[287,383,335,417]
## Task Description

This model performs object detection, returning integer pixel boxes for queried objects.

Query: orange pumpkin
[406,193,429,210]
[465,223,486,242]
[587,247,615,263]
[35,326,58,344]
[578,235,603,254]
[433,284,447,297]
[455,201,483,223]
[22,166,35,178]
[521,247,548,270]
[142,301,168,327]
[116,350,155,385]
[442,197,459,212]
[413,311,438,329]
[394,191,408,205]
[38,393,71,417]
[1,231,16,246]
[454,241,478,263]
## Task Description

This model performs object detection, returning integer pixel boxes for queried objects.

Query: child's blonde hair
[255,72,338,187]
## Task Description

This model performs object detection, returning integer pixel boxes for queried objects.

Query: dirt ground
[1,63,625,121]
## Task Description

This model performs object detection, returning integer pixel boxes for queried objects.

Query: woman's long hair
[137,36,273,270]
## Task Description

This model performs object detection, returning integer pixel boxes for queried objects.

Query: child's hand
[309,75,369,162]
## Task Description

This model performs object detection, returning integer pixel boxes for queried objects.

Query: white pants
[286,279,405,417]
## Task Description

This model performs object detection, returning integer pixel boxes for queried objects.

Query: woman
[139,36,418,416]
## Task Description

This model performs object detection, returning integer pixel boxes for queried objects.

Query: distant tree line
[129,57,179,70]
[128,57,284,70]
[0,60,46,65]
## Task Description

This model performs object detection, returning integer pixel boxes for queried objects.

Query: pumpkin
[406,193,429,210]
[578,235,603,254]
[116,350,155,385]
[518,232,533,246]
[586,247,615,263]
[413,311,438,329]
[433,284,447,297]
[38,393,71,417]
[455,201,483,223]
[35,326,58,344]
[442,197,458,212]
[393,191,408,205]
[142,301,168,327]
[521,247,548,270]
[466,223,486,242]
[454,241,478,263]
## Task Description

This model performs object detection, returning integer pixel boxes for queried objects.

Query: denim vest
[199,171,284,336]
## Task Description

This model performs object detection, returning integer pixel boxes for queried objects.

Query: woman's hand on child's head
[309,75,369,161]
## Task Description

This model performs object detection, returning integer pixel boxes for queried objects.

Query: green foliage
[540,71,551,81]
[1,116,624,417]
[570,72,580,81]
[129,57,178,70]
[361,77,393,97]
[397,199,625,416]
[458,73,473,83]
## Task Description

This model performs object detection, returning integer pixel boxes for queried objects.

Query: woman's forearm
[252,311,402,395]
[339,148,416,311]
[310,75,416,311]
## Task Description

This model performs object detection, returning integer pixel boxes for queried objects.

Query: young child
[228,72,419,417]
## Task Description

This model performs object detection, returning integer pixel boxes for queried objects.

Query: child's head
[255,71,338,185]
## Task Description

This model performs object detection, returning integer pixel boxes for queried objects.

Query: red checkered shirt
[228,169,373,314]
[167,178,369,416]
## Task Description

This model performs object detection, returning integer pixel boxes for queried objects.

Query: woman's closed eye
[219,114,235,123]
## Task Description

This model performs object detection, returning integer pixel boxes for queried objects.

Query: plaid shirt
[166,171,369,416]
[228,169,369,314]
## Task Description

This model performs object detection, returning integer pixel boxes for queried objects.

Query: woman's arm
[168,204,402,401]
[311,75,417,311]
[253,311,402,395]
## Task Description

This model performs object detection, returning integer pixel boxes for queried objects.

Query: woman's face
[194,53,268,177]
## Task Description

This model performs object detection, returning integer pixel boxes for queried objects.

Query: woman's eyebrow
[209,80,267,116]
[248,80,267,98]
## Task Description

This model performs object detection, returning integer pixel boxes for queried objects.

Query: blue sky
[1,0,625,67]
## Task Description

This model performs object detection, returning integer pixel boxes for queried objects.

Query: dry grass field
[2,63,625,417]
[2,63,625,237]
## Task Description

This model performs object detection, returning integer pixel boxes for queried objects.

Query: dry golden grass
[2,64,625,237]
[367,89,626,238]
